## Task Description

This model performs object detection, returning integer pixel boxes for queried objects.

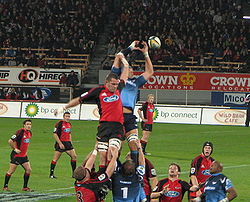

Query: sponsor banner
[21,103,80,119]
[136,106,202,124]
[211,92,247,106]
[80,104,99,120]
[0,67,81,86]
[0,101,21,117]
[133,72,250,92]
[80,105,201,124]
[201,108,246,125]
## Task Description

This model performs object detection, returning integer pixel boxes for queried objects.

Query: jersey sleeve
[139,102,147,111]
[146,159,157,178]
[118,79,125,92]
[53,121,63,135]
[79,87,102,103]
[136,75,147,88]
[179,180,192,191]
[190,157,200,176]
[111,66,121,76]
[222,175,234,191]
[11,129,24,141]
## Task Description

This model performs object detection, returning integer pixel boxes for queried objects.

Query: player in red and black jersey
[74,145,118,202]
[49,112,77,178]
[189,141,215,201]
[151,163,200,202]
[138,94,155,155]
[3,120,33,191]
[54,53,129,173]
[144,158,158,201]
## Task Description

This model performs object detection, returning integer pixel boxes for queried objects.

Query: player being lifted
[55,52,129,173]
[49,112,77,178]
[111,40,154,164]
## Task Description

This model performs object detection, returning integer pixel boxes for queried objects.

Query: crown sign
[180,73,196,85]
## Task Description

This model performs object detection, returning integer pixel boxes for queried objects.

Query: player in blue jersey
[111,140,146,202]
[194,161,237,202]
[111,40,154,164]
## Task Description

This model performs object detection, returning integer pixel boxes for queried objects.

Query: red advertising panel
[134,72,250,91]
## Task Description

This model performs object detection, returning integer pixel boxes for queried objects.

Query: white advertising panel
[80,104,99,121]
[201,108,245,126]
[21,103,80,120]
[0,67,81,86]
[0,101,21,117]
[135,106,202,124]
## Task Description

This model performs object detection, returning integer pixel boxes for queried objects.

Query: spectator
[67,71,79,87]
[59,73,68,87]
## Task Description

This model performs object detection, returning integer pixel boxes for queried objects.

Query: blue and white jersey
[204,173,234,202]
[112,164,145,202]
[120,76,147,110]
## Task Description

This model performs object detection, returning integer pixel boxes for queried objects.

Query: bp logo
[25,103,39,117]
[153,108,159,120]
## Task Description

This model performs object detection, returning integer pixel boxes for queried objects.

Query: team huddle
[3,41,238,202]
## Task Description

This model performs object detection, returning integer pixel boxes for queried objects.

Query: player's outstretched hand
[54,107,65,116]
[14,148,21,154]
[129,40,140,51]
[137,41,149,53]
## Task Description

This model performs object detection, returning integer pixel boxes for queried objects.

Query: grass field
[0,117,249,201]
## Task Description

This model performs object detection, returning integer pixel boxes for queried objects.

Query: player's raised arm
[105,147,118,178]
[112,41,140,74]
[139,41,154,81]
[54,97,80,116]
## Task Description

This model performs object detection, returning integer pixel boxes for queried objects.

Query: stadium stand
[107,0,249,72]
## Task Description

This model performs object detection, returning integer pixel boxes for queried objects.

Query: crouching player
[74,145,118,201]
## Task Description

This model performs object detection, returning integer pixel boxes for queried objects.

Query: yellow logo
[180,73,196,85]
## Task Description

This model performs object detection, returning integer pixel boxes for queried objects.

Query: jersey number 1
[121,187,128,198]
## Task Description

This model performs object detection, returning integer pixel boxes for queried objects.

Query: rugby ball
[148,36,161,49]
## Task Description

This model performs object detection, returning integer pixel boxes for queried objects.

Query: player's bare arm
[137,108,148,122]
[139,41,154,81]
[221,187,237,201]
[105,148,118,178]
[8,139,21,153]
[53,133,65,149]
[54,97,81,116]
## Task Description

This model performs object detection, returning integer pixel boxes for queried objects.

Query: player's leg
[140,130,151,154]
[126,129,139,165]
[65,149,77,176]
[107,138,121,163]
[124,114,140,165]
[3,163,18,190]
[97,141,109,173]
[49,151,62,178]
[21,161,32,191]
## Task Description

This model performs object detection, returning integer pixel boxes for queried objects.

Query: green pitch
[0,118,249,201]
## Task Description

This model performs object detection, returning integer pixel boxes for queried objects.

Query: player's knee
[71,154,77,160]
[127,133,138,143]
[25,167,32,173]
[97,142,109,152]
[109,138,121,150]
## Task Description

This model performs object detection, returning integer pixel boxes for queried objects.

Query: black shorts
[10,151,29,165]
[141,122,153,132]
[54,141,74,152]
[97,122,125,142]
[123,113,138,133]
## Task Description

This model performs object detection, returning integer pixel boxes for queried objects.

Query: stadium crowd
[0,0,113,68]
[109,0,249,66]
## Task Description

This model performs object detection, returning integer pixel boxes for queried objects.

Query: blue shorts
[123,113,138,133]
